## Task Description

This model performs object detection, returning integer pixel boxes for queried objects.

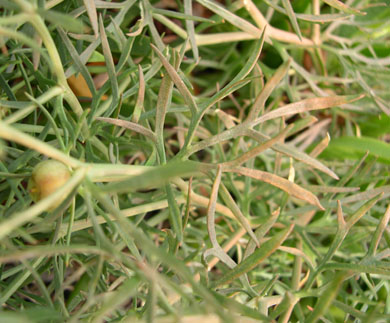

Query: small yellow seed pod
[28,160,71,210]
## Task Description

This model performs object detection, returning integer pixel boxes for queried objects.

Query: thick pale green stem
[29,16,85,118]
[14,0,89,138]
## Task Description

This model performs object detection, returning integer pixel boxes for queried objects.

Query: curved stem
[15,0,89,138]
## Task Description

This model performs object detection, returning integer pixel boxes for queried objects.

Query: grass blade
[321,136,390,164]
[99,15,119,117]
[131,65,145,123]
[58,28,97,97]
[212,224,294,287]
[96,117,156,142]
[100,162,201,193]
[322,0,366,16]
[367,205,390,257]
[247,58,291,121]
[37,8,85,33]
[83,0,99,38]
[184,0,199,62]
[230,166,324,209]
[202,29,266,112]
[151,44,198,115]
[281,0,302,40]
[306,271,350,323]
[197,0,261,37]
[252,94,365,126]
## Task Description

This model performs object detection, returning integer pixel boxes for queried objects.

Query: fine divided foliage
[0,0,389,322]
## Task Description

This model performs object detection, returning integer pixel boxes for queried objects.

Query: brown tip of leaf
[350,94,366,103]
[317,201,325,211]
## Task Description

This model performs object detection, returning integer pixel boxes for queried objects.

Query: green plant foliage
[0,0,389,321]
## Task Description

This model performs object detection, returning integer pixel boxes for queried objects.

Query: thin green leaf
[197,0,261,37]
[0,73,16,101]
[142,0,165,50]
[321,136,390,164]
[219,183,259,246]
[202,30,266,112]
[37,9,85,33]
[212,225,293,287]
[24,93,65,151]
[321,262,390,276]
[99,15,119,117]
[131,65,145,123]
[247,58,291,121]
[341,186,390,204]
[100,162,201,194]
[58,28,97,96]
[264,0,351,23]
[244,208,280,259]
[281,0,302,40]
[368,205,390,257]
[151,44,198,115]
[346,193,383,229]
[223,124,292,168]
[184,0,199,62]
[306,271,349,323]
[91,277,139,321]
[153,8,214,23]
[322,0,366,16]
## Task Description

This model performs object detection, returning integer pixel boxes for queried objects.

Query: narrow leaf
[197,0,261,37]
[281,0,302,40]
[153,8,214,23]
[252,94,365,126]
[223,125,292,168]
[96,117,156,142]
[264,0,351,23]
[212,225,293,287]
[230,166,324,209]
[346,193,383,230]
[100,162,201,193]
[368,205,390,257]
[322,262,390,276]
[58,28,97,96]
[37,9,85,33]
[204,167,241,269]
[247,58,291,121]
[203,29,266,112]
[207,166,223,249]
[184,0,199,62]
[322,0,366,16]
[321,136,390,164]
[219,183,259,246]
[341,186,390,204]
[99,15,119,117]
[132,65,145,123]
[244,208,280,258]
[83,0,99,37]
[151,44,198,115]
[306,271,349,323]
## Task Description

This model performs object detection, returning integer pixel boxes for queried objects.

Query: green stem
[15,1,89,138]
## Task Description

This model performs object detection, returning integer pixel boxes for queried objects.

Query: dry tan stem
[242,0,315,47]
